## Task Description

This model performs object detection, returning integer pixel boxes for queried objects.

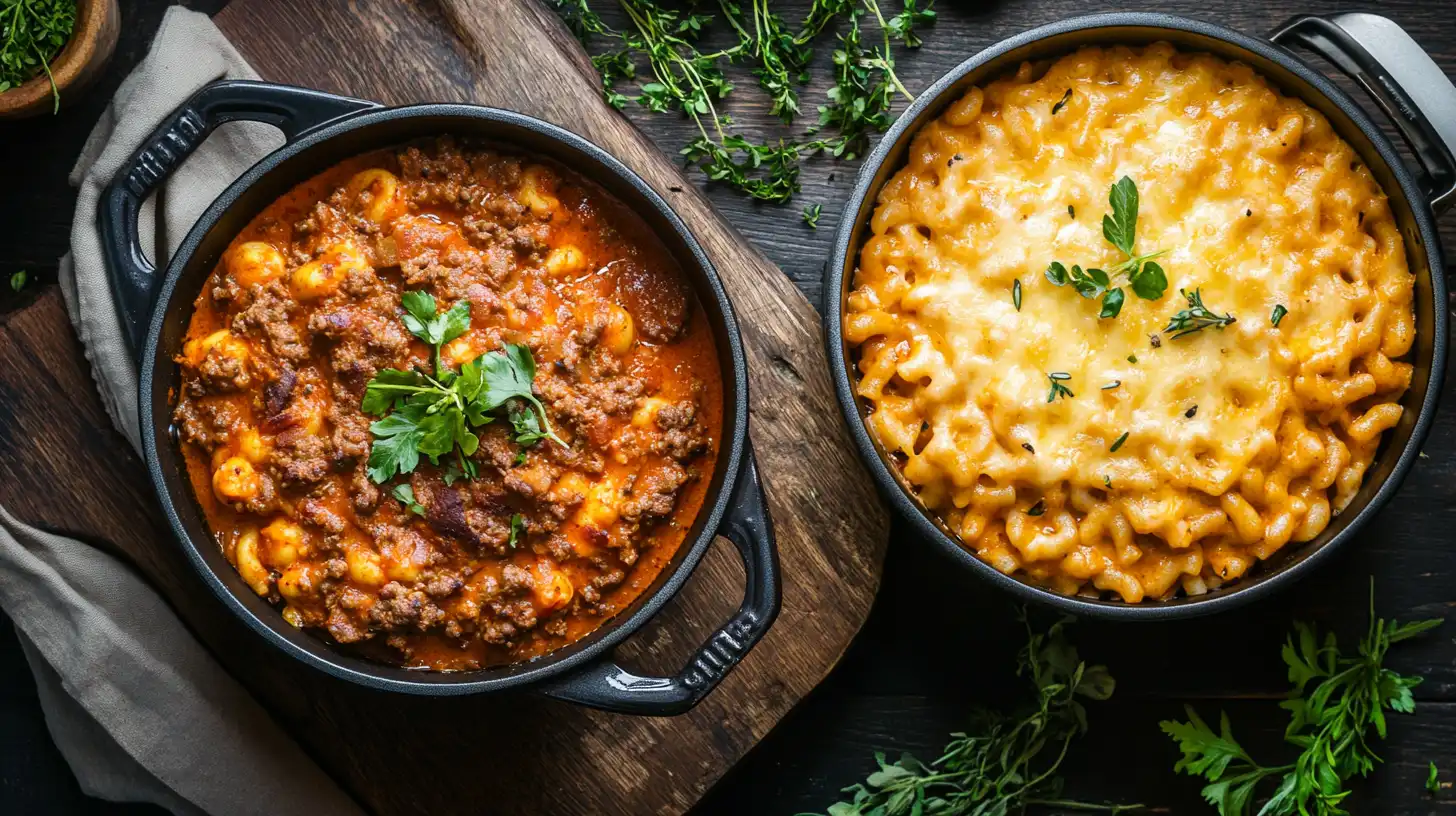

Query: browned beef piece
[621,461,690,524]
[232,281,311,363]
[653,400,709,460]
[270,430,333,489]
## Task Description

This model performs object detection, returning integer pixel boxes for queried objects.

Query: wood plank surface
[3,1,1456,814]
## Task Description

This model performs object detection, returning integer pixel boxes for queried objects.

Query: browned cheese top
[174,137,722,670]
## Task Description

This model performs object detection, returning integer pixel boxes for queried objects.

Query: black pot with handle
[826,12,1456,620]
[99,81,780,715]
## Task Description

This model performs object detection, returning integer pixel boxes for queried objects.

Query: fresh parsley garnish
[1012,278,1022,311]
[1271,304,1288,327]
[1102,176,1168,300]
[1045,261,1122,318]
[804,611,1137,816]
[9,270,27,292]
[1429,763,1441,796]
[1046,371,1074,403]
[1109,431,1128,452]
[1127,354,1137,364]
[1046,178,1168,317]
[508,400,549,448]
[1100,287,1125,319]
[802,202,822,229]
[400,291,471,378]
[1162,583,1441,816]
[1165,288,1236,338]
[391,484,427,516]
[1026,499,1045,517]
[0,0,75,113]
[363,295,565,484]
[508,513,526,549]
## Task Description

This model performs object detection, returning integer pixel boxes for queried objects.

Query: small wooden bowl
[0,0,120,119]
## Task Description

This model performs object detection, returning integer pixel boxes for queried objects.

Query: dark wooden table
[3,1,1455,813]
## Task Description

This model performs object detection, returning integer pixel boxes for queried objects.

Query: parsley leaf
[400,291,471,376]
[1100,287,1125,319]
[9,270,28,292]
[508,400,549,448]
[1428,762,1440,795]
[391,484,427,516]
[508,513,526,549]
[364,299,563,484]
[1271,304,1288,327]
[473,344,567,447]
[367,405,426,483]
[1103,176,1138,256]
[1130,261,1167,300]
[1046,262,1124,317]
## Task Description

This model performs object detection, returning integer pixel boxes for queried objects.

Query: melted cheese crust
[847,44,1414,602]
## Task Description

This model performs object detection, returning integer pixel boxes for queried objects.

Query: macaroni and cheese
[846,44,1414,601]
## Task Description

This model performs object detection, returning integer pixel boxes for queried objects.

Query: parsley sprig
[1164,288,1236,338]
[1162,583,1441,815]
[0,0,76,114]
[1101,176,1168,299]
[1045,177,1167,318]
[363,294,564,484]
[803,612,1138,816]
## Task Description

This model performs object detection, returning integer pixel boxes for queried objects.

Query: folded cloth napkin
[0,8,363,816]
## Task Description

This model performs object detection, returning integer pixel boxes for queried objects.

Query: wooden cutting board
[186,1,882,813]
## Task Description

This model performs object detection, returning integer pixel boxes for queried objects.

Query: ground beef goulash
[174,137,722,670]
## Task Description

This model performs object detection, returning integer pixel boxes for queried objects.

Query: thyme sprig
[1164,288,1236,338]
[552,0,934,202]
[802,612,1139,816]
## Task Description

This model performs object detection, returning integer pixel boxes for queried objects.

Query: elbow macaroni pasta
[847,44,1414,602]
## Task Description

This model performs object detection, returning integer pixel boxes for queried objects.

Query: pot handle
[99,80,380,358]
[540,448,781,716]
[1271,13,1456,215]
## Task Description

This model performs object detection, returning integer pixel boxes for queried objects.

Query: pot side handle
[1272,13,1456,216]
[540,448,782,716]
[98,80,380,359]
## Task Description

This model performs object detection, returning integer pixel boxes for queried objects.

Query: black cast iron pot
[99,81,780,714]
[827,12,1456,620]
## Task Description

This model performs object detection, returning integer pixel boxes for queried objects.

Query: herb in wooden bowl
[0,0,77,113]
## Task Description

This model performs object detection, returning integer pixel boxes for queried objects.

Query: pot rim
[826,11,1448,620]
[138,102,751,691]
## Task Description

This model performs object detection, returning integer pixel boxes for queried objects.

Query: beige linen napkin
[0,8,363,816]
